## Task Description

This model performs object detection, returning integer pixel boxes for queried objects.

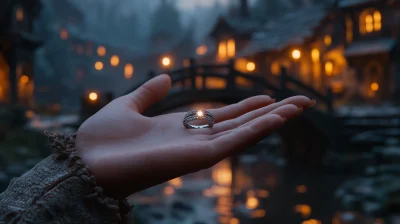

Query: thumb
[128,74,171,113]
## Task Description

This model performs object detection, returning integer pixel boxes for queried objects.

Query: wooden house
[0,0,42,107]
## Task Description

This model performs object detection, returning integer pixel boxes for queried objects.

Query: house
[0,0,42,107]
[233,0,400,101]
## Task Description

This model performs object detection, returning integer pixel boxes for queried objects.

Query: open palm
[76,74,314,199]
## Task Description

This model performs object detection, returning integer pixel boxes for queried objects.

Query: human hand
[76,75,314,199]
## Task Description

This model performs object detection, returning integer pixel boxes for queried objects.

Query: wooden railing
[132,58,334,112]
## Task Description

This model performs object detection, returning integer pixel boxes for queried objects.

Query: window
[311,49,320,62]
[364,61,383,94]
[324,35,332,46]
[360,9,382,34]
[124,64,134,79]
[346,15,353,43]
[218,38,236,60]
[110,55,120,67]
[325,61,333,76]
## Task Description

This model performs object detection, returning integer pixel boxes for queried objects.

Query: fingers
[208,95,275,123]
[209,114,284,161]
[210,104,303,139]
[211,96,313,134]
[126,74,171,113]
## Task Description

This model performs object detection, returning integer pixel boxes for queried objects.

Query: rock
[171,201,194,213]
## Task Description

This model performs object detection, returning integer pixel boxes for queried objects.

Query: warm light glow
[162,57,171,67]
[197,110,204,117]
[251,209,266,218]
[325,61,333,76]
[25,110,34,119]
[124,64,134,79]
[16,8,24,21]
[246,196,259,209]
[361,9,381,33]
[370,82,379,92]
[311,49,320,62]
[110,55,120,67]
[88,92,98,101]
[346,15,353,43]
[20,75,29,84]
[302,219,322,224]
[97,46,106,56]
[229,218,239,224]
[60,29,69,40]
[292,49,301,59]
[212,161,232,186]
[296,185,307,193]
[324,35,332,46]
[95,61,104,71]
[168,177,183,188]
[373,11,382,30]
[295,204,312,218]
[256,189,269,198]
[271,60,290,75]
[366,15,374,32]
[246,62,256,72]
[196,45,208,55]
[163,186,175,196]
[218,41,227,60]
[227,38,235,57]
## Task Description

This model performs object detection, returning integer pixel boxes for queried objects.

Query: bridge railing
[140,58,334,112]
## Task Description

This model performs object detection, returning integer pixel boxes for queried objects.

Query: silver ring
[183,110,214,129]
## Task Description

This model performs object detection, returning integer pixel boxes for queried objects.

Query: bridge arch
[124,59,341,167]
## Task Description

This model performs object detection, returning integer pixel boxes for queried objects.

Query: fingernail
[309,100,316,108]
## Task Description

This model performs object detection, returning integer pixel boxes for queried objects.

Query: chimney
[240,0,250,18]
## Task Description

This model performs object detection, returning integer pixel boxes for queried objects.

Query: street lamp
[161,56,171,68]
[88,92,98,101]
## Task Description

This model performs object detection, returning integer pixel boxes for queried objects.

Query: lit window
[60,28,69,40]
[218,38,236,61]
[97,46,106,56]
[196,45,208,55]
[20,75,29,84]
[218,41,227,60]
[324,35,332,46]
[16,7,24,21]
[110,55,119,67]
[311,49,320,62]
[124,64,134,79]
[346,15,353,43]
[227,38,235,57]
[370,82,379,92]
[292,49,301,59]
[325,61,333,76]
[360,9,382,34]
[94,61,103,70]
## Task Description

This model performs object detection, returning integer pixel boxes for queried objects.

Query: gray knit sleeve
[0,131,132,224]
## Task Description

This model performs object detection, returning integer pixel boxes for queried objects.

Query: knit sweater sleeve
[0,131,132,224]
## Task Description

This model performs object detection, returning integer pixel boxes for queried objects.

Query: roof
[209,16,263,37]
[345,38,396,57]
[238,4,330,56]
[339,0,379,7]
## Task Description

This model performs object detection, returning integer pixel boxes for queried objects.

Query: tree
[149,0,183,46]
[251,0,288,21]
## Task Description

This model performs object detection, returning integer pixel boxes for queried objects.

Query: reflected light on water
[246,196,259,209]
[163,186,175,196]
[212,160,232,186]
[168,177,183,188]
[256,189,269,198]
[297,185,308,193]
[229,217,240,224]
[295,204,312,218]
[302,219,322,224]
[251,209,266,218]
